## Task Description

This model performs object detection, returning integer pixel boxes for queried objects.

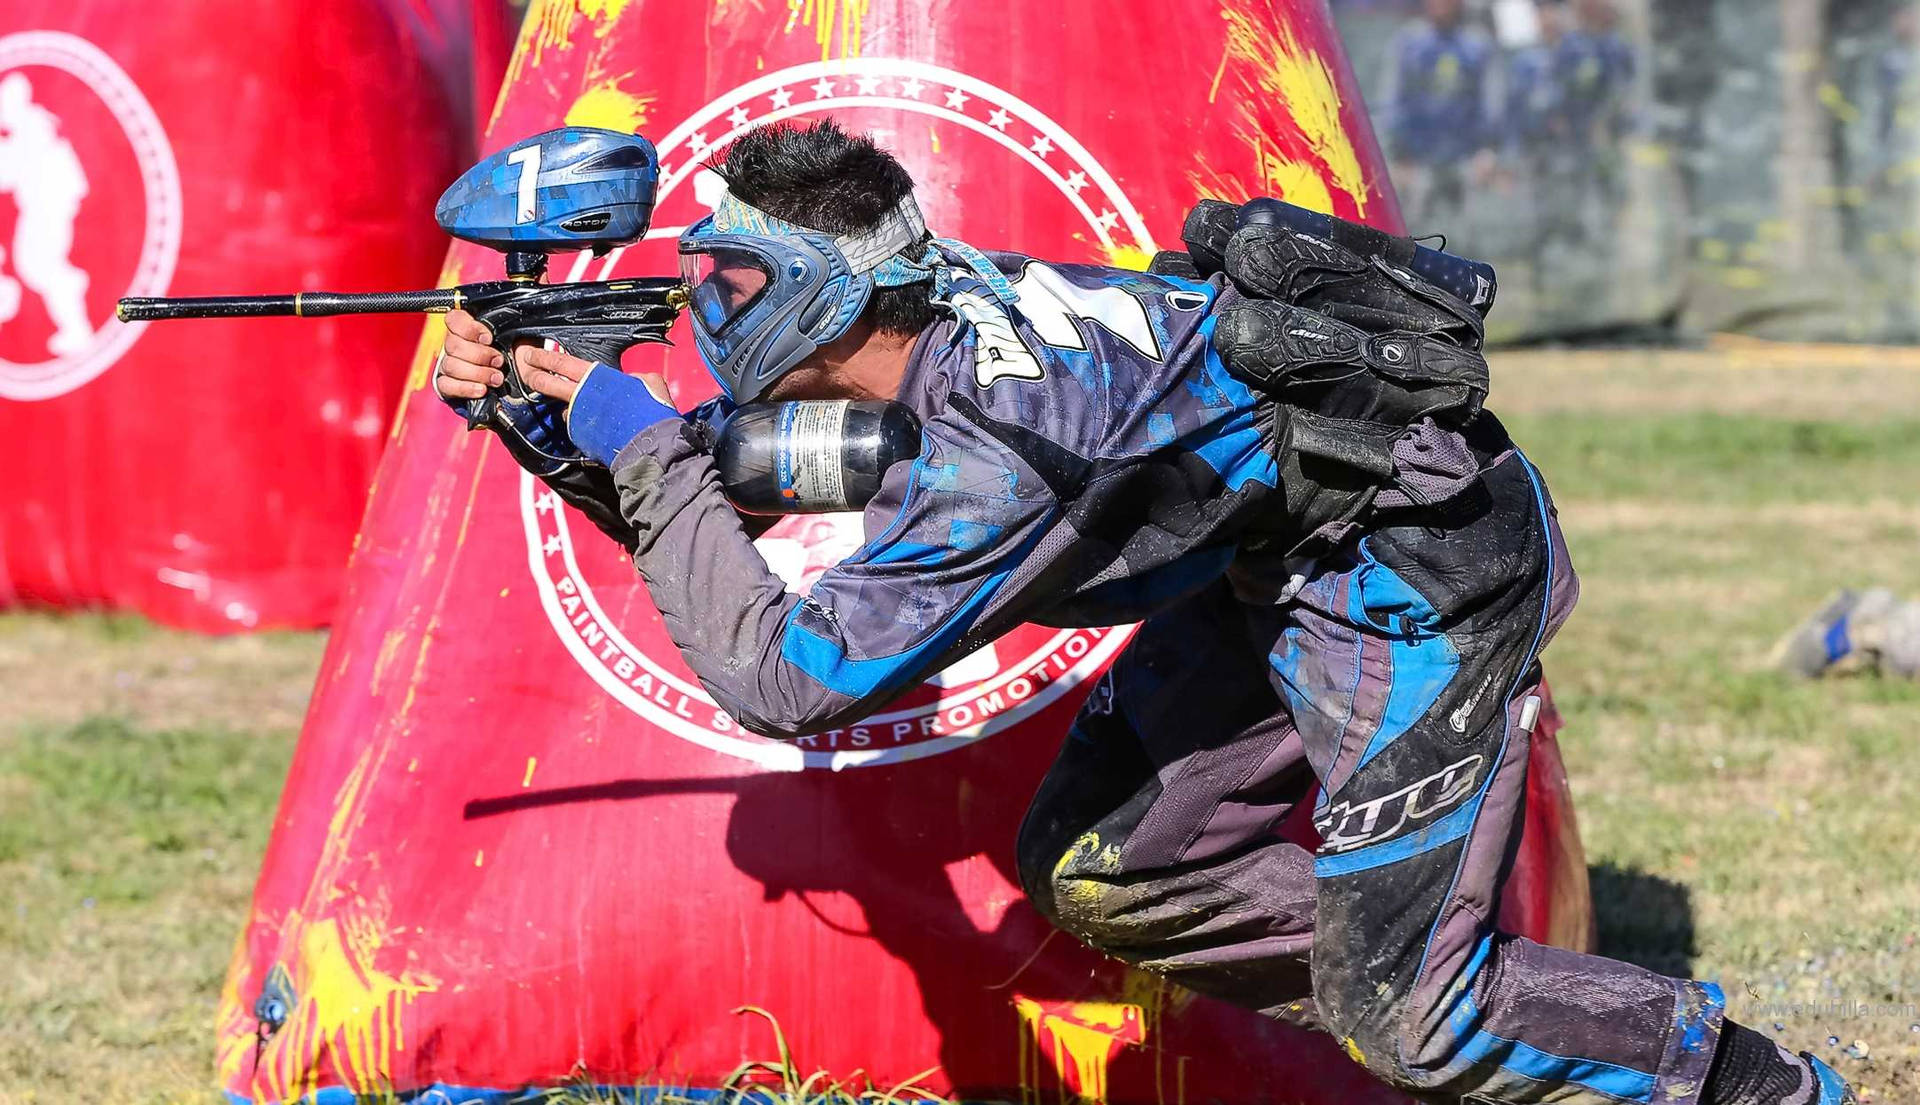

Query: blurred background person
[1503,0,1636,295]
[1503,0,1571,292]
[1866,4,1920,335]
[1553,0,1634,270]
[1870,6,1918,187]
[1385,0,1498,233]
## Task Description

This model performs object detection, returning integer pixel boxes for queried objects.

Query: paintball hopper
[435,127,661,274]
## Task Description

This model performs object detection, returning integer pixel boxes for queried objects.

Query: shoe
[1771,589,1898,678]
[1802,1052,1857,1104]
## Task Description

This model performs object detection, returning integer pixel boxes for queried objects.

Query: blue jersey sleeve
[606,407,1058,739]
[775,410,1058,707]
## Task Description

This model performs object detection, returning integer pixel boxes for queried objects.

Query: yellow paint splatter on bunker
[249,914,440,1100]
[1194,0,1372,218]
[1016,996,1148,1105]
[1103,242,1157,272]
[502,0,636,96]
[220,593,452,1099]
[785,0,871,61]
[566,78,655,132]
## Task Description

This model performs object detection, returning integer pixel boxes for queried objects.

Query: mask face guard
[679,225,873,403]
[678,192,932,403]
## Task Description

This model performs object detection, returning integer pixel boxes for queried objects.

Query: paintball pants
[1016,445,1729,1103]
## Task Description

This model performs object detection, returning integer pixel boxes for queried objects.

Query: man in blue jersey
[1555,0,1635,247]
[434,120,1854,1105]
[1869,7,1920,337]
[1385,0,1495,231]
[1505,0,1635,290]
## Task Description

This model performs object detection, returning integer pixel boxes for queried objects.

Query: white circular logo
[524,59,1154,771]
[0,31,180,400]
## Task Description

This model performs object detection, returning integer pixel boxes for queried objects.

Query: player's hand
[519,345,672,408]
[515,346,597,403]
[434,309,506,401]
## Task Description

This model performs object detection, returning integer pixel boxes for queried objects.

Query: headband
[711,191,935,287]
[701,190,1019,304]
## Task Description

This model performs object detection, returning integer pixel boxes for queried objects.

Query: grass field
[3,343,1919,1103]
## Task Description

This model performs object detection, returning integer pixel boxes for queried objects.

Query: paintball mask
[679,191,937,403]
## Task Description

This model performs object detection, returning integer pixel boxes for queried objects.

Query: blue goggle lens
[680,246,771,337]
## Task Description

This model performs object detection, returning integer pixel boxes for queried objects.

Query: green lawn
[0,617,320,1104]
[1502,346,1920,1105]
[1,345,1917,1103]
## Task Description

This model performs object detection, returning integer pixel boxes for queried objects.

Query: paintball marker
[116,127,688,455]
[115,126,924,512]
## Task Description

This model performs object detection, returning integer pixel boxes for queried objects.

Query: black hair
[711,119,935,337]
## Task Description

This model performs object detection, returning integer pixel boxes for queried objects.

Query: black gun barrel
[116,289,462,322]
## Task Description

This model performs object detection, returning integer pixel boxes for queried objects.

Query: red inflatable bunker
[221,2,1593,1102]
[0,2,506,631]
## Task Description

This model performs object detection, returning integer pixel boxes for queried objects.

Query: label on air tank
[776,400,850,511]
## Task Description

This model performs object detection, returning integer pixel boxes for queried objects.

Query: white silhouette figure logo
[0,31,179,400]
[0,72,95,357]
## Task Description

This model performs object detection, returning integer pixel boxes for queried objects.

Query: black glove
[1163,198,1499,530]
[1161,198,1491,430]
[1166,196,1496,324]
[1219,222,1484,351]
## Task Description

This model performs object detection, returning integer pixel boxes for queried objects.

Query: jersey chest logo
[957,261,1165,388]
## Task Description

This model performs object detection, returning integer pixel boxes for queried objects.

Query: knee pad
[1020,828,1135,944]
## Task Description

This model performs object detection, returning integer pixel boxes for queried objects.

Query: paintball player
[1867,7,1920,336]
[434,121,1855,1105]
[1503,0,1571,292]
[1505,0,1635,292]
[1383,0,1495,231]
[1503,0,1567,154]
[1552,0,1636,249]
[1560,0,1636,147]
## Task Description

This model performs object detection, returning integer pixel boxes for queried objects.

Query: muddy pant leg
[1273,449,1727,1104]
[1016,579,1320,1019]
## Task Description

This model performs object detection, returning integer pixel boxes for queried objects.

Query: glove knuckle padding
[1222,225,1366,303]
[1210,290,1495,556]
[1178,198,1241,276]
[1146,250,1204,279]
[1223,225,1485,351]
[1213,296,1489,429]
[1183,198,1504,560]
